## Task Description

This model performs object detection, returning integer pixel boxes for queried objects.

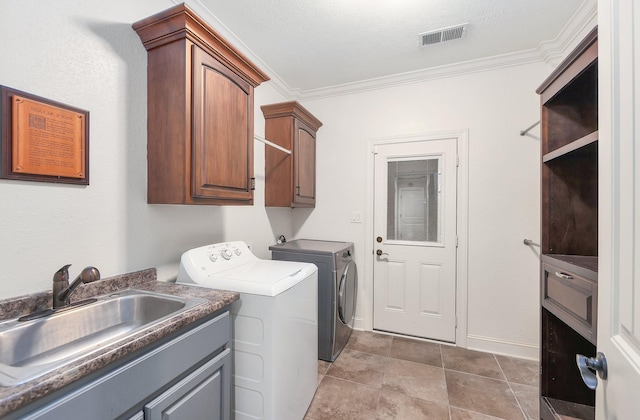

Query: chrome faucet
[52,264,101,309]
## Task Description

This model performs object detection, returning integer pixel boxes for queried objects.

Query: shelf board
[542,254,598,279]
[542,397,595,420]
[543,131,598,163]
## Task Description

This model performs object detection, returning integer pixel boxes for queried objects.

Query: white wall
[294,63,546,358]
[0,0,291,297]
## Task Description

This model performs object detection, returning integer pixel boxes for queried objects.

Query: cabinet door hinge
[295,186,300,196]
[250,178,256,191]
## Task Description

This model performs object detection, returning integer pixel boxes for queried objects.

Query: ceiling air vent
[420,23,468,46]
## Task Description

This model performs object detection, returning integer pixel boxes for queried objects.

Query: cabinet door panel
[294,122,316,205]
[145,348,231,420]
[192,47,253,203]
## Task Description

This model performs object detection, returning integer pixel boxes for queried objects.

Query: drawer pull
[555,271,574,280]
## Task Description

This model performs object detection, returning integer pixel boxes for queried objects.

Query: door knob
[576,352,608,390]
[376,249,388,256]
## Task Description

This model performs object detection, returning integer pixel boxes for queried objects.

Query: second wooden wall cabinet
[133,4,269,205]
[262,102,322,208]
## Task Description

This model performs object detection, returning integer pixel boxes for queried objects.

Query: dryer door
[338,260,357,325]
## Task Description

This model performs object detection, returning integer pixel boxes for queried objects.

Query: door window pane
[387,157,441,243]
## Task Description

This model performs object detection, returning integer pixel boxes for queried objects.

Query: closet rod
[255,134,291,155]
[523,238,540,247]
[520,120,540,136]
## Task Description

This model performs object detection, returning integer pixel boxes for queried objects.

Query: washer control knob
[209,253,218,262]
[221,249,233,260]
[234,248,242,256]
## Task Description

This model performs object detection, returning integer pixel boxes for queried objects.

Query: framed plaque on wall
[0,86,90,185]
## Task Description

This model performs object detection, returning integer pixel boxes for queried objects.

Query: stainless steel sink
[0,289,207,386]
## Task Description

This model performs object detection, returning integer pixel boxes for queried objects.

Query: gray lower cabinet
[11,310,231,420]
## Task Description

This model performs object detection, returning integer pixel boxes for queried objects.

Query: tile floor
[305,330,539,420]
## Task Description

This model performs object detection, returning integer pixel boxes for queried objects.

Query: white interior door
[596,0,640,417]
[373,138,457,342]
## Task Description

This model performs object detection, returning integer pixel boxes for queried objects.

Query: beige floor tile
[442,346,505,380]
[385,357,445,379]
[326,349,387,387]
[389,336,442,367]
[495,355,539,387]
[318,360,331,376]
[382,371,449,405]
[450,406,508,419]
[305,376,380,420]
[510,383,539,420]
[446,370,524,420]
[376,390,450,419]
[345,330,393,356]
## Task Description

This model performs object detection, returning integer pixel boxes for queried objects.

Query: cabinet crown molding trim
[132,3,269,87]
[261,101,323,132]
[536,26,598,96]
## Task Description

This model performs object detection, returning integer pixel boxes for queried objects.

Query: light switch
[350,211,363,223]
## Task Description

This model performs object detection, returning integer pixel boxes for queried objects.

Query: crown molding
[296,49,545,101]
[535,0,598,68]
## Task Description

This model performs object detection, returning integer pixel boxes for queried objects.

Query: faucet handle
[52,264,72,308]
[53,264,72,283]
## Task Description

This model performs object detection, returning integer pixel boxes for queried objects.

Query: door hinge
[456,236,459,247]
[295,186,300,196]
[250,178,256,191]
[455,316,458,328]
[456,155,460,167]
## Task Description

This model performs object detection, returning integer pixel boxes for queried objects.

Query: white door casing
[372,137,458,342]
[596,0,640,417]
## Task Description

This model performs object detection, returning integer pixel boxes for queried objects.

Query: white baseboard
[351,322,539,361]
[353,317,366,331]
[466,334,539,361]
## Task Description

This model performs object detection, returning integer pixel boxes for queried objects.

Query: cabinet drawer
[542,262,597,343]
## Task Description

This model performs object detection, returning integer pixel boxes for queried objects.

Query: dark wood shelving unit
[536,27,598,420]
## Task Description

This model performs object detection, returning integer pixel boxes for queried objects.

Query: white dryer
[177,241,318,420]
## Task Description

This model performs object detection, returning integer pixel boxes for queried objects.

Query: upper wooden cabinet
[261,102,322,208]
[133,4,269,205]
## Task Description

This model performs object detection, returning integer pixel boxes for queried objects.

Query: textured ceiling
[197,0,588,93]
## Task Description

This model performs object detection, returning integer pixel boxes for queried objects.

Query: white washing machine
[177,241,318,420]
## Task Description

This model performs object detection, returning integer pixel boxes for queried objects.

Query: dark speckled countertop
[0,268,239,417]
